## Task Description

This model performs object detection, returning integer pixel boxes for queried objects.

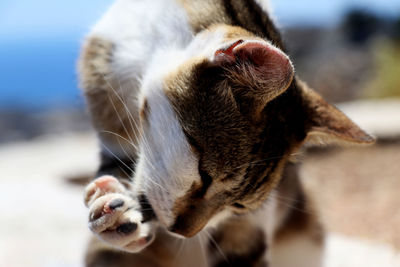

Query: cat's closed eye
[198,166,212,195]
[232,202,246,209]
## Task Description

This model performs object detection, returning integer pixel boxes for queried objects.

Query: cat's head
[134,25,374,237]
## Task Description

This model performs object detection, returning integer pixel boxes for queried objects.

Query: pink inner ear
[215,40,294,90]
[234,42,292,72]
[214,39,244,62]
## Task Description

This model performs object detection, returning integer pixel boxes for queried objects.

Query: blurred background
[0,0,399,266]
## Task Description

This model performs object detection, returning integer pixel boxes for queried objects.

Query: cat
[79,0,374,266]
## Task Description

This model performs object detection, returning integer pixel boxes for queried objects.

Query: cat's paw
[84,176,155,253]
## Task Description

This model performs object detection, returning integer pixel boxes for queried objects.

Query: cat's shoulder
[80,0,194,85]
[89,0,192,45]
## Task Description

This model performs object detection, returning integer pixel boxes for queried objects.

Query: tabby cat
[79,0,374,266]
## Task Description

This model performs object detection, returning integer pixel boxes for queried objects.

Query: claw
[108,198,125,210]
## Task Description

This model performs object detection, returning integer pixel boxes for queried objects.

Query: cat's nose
[168,220,206,238]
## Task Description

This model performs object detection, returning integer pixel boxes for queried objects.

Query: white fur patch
[134,78,200,227]
[89,0,194,95]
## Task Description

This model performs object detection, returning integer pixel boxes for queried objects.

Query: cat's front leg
[208,217,269,267]
[84,175,155,253]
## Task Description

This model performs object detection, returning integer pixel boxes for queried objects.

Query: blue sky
[273,0,400,26]
[0,0,114,109]
[1,0,399,40]
[0,0,112,41]
[0,0,399,110]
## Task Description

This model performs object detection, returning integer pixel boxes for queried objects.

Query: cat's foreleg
[270,218,325,267]
[270,168,325,267]
[208,216,269,267]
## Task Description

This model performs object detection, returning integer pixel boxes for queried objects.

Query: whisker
[273,191,317,216]
[106,90,137,147]
[95,71,167,190]
[233,152,302,172]
[115,137,137,165]
[100,142,135,174]
[197,232,208,264]
[93,61,142,145]
[174,237,186,263]
[99,130,138,150]
[204,229,229,263]
[100,131,138,170]
[119,166,132,179]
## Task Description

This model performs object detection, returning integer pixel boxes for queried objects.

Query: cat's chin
[165,209,233,239]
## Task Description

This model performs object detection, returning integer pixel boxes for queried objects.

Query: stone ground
[1,99,400,267]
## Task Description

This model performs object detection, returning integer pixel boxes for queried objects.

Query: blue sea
[0,38,84,110]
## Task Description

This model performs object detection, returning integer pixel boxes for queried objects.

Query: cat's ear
[299,79,375,146]
[213,40,294,116]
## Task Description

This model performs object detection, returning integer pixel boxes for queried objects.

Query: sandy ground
[1,99,400,266]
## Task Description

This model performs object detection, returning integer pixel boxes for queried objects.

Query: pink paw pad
[94,176,119,190]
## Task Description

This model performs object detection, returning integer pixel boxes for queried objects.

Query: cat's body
[79,1,373,266]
